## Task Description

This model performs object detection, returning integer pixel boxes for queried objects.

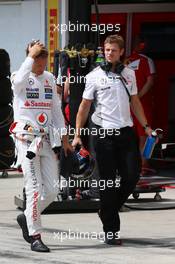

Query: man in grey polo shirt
[72,35,153,245]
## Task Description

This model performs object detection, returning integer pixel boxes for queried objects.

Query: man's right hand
[28,42,44,59]
[72,136,83,150]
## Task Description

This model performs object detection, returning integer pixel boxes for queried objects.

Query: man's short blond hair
[104,35,124,49]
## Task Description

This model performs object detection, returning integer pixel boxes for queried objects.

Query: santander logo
[24,101,31,107]
[24,100,51,108]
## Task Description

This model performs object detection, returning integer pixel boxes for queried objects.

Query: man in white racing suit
[11,41,72,252]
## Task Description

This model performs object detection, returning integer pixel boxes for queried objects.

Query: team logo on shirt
[28,78,35,85]
[44,79,51,87]
[23,100,51,108]
[26,88,39,92]
[24,101,31,107]
[45,94,53,99]
[36,112,48,125]
[100,86,111,91]
[27,92,39,99]
[98,77,108,86]
[44,84,53,99]
[125,75,132,85]
[45,88,52,93]
[128,59,140,71]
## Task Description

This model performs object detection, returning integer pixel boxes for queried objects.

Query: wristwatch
[143,124,150,130]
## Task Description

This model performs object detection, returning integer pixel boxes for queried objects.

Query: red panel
[91,13,127,46]
[50,9,57,17]
[132,12,175,136]
[132,12,175,36]
[92,13,127,24]
[153,60,175,135]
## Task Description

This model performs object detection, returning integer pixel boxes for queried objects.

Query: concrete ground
[0,172,175,264]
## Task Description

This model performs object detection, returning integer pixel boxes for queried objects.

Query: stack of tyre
[0,49,15,172]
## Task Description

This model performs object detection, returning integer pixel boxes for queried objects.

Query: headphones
[99,60,125,75]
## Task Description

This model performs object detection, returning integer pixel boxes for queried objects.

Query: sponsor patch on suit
[45,94,52,99]
[27,92,39,99]
[45,88,52,93]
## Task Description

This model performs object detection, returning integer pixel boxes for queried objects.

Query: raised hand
[28,41,44,59]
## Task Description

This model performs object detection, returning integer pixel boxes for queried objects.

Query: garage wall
[0,0,45,72]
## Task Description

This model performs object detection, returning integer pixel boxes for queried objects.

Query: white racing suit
[11,57,66,236]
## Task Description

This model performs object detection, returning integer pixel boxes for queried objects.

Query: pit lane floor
[0,174,175,264]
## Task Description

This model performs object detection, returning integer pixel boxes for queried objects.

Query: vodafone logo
[36,112,48,125]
